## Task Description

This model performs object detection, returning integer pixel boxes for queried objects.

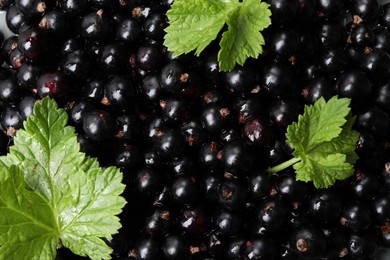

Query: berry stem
[268,157,301,174]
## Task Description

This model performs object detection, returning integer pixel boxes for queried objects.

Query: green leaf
[286,96,351,154]
[293,153,354,189]
[164,0,237,56]
[164,0,271,72]
[0,97,127,260]
[314,112,359,166]
[0,166,57,260]
[218,0,271,71]
[284,96,359,188]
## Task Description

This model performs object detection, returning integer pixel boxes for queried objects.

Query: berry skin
[317,21,347,48]
[69,99,94,127]
[160,97,190,125]
[133,238,162,260]
[19,95,38,121]
[198,141,222,171]
[202,173,222,203]
[136,44,163,72]
[350,24,374,48]
[224,66,258,94]
[17,27,46,60]
[213,208,243,236]
[243,117,274,148]
[9,47,26,70]
[1,106,23,137]
[38,10,69,40]
[357,106,390,138]
[218,180,247,211]
[340,201,372,231]
[6,4,26,34]
[143,208,173,238]
[114,115,142,144]
[171,175,199,205]
[134,167,163,198]
[350,0,380,23]
[336,69,372,107]
[160,61,189,94]
[266,0,300,26]
[371,194,390,224]
[16,62,42,89]
[62,50,91,79]
[116,17,143,46]
[382,163,390,191]
[154,129,186,159]
[243,237,277,260]
[102,76,136,112]
[0,78,21,104]
[143,13,167,41]
[114,144,140,170]
[162,234,190,259]
[276,173,309,204]
[302,77,335,104]
[37,72,70,101]
[315,0,347,19]
[268,98,301,131]
[359,49,390,83]
[233,95,263,124]
[82,76,105,104]
[82,110,115,142]
[15,0,48,20]
[257,196,289,231]
[178,206,207,235]
[220,141,254,176]
[248,170,272,200]
[99,43,130,74]
[348,232,379,258]
[260,62,295,97]
[289,225,326,258]
[80,9,113,43]
[307,189,342,223]
[322,227,348,259]
[57,0,88,15]
[374,81,390,111]
[349,170,379,200]
[200,103,231,134]
[267,29,300,59]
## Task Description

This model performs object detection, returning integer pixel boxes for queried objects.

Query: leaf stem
[267,157,301,174]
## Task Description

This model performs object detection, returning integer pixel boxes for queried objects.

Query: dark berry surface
[0,0,389,259]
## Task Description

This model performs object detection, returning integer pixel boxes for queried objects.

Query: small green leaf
[286,96,352,154]
[293,153,353,188]
[0,97,127,259]
[294,152,355,188]
[270,96,360,188]
[218,0,271,71]
[164,0,237,57]
[164,0,271,72]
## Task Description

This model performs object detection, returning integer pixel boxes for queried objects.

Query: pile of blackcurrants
[0,0,389,259]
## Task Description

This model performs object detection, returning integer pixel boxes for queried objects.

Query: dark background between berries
[0,0,390,259]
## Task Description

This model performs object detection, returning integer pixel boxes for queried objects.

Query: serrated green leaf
[278,96,360,188]
[314,113,359,166]
[286,96,352,153]
[0,166,57,260]
[294,153,354,188]
[0,97,127,260]
[164,0,237,56]
[218,0,271,71]
[164,0,271,71]
[0,97,84,200]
